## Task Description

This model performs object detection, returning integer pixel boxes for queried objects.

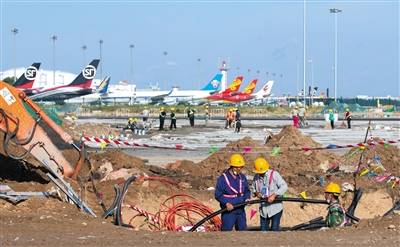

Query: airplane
[205,76,243,101]
[160,73,223,104]
[224,80,274,103]
[64,76,111,104]
[101,73,223,105]
[222,79,258,102]
[13,62,41,94]
[29,59,100,102]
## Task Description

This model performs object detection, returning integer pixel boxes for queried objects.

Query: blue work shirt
[215,169,251,212]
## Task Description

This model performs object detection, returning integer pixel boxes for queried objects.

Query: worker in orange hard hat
[252,157,287,231]
[324,182,347,227]
[215,153,251,231]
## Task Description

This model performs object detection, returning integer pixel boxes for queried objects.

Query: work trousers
[159,119,165,130]
[330,120,335,129]
[260,209,283,231]
[170,119,177,129]
[221,210,247,231]
[347,118,351,129]
[189,117,195,127]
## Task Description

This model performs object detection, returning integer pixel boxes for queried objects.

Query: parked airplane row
[8,59,274,105]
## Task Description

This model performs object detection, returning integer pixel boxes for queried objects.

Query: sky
[0,0,399,97]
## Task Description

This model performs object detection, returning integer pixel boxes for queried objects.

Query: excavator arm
[0,80,77,177]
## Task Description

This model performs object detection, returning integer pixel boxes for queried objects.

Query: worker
[344,108,352,129]
[225,109,231,129]
[142,107,150,122]
[204,105,210,126]
[234,108,241,133]
[169,107,177,130]
[324,182,346,228]
[252,157,288,231]
[291,106,299,128]
[215,154,251,231]
[298,104,306,128]
[187,107,195,127]
[328,109,335,129]
[159,107,166,131]
[123,118,134,132]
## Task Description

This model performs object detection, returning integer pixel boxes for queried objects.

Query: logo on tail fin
[243,79,257,95]
[24,66,38,80]
[211,80,219,89]
[83,65,96,79]
[228,77,243,91]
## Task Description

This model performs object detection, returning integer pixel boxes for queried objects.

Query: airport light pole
[330,8,342,102]
[129,44,134,83]
[303,0,307,106]
[99,39,103,79]
[81,45,87,66]
[197,58,201,88]
[51,35,57,86]
[11,27,18,83]
[308,59,314,105]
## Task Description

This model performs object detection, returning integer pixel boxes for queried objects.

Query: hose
[189,197,360,232]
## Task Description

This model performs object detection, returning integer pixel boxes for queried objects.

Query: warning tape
[81,136,193,150]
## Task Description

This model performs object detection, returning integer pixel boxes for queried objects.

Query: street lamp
[51,35,57,86]
[99,39,103,79]
[303,0,307,106]
[81,45,87,66]
[11,27,18,83]
[330,8,342,102]
[308,59,314,105]
[129,44,134,83]
[197,58,201,88]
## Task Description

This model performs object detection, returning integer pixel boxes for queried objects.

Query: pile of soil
[63,121,121,141]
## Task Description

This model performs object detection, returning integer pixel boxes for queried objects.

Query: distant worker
[204,105,210,126]
[225,108,235,129]
[142,107,150,122]
[170,107,177,130]
[324,182,346,228]
[187,107,195,127]
[159,107,166,131]
[329,109,335,129]
[298,104,306,128]
[215,154,251,231]
[123,118,134,132]
[252,157,288,231]
[344,108,352,129]
[234,108,241,133]
[291,106,299,128]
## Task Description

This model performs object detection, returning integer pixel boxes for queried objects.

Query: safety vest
[222,172,244,198]
[255,170,274,198]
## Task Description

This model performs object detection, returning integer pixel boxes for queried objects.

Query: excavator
[0,80,95,215]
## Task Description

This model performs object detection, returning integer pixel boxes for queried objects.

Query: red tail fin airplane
[206,76,243,101]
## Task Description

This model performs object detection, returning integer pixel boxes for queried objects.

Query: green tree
[2,77,16,85]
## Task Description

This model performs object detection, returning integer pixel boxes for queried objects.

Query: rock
[178,182,191,189]
[388,224,396,229]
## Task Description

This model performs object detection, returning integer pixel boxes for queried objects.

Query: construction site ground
[1,118,399,246]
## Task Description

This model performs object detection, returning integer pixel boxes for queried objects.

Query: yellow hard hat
[205,105,209,108]
[161,107,164,110]
[171,107,175,111]
[129,118,134,121]
[230,154,245,167]
[329,109,333,112]
[346,108,349,111]
[253,157,270,174]
[325,182,341,195]
[229,108,233,112]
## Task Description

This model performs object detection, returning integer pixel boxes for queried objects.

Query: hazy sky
[0,0,398,97]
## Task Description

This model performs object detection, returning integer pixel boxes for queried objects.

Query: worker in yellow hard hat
[252,157,287,231]
[215,153,250,231]
[169,107,177,130]
[328,109,335,129]
[159,107,166,131]
[324,182,346,228]
[204,105,210,126]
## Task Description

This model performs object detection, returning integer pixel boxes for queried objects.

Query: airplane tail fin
[223,76,243,94]
[201,73,222,91]
[13,63,41,89]
[242,79,258,95]
[97,76,111,94]
[68,59,100,88]
[255,80,274,98]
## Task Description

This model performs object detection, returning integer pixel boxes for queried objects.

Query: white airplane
[159,73,223,105]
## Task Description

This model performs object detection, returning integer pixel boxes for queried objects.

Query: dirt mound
[63,122,120,141]
[267,125,321,148]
